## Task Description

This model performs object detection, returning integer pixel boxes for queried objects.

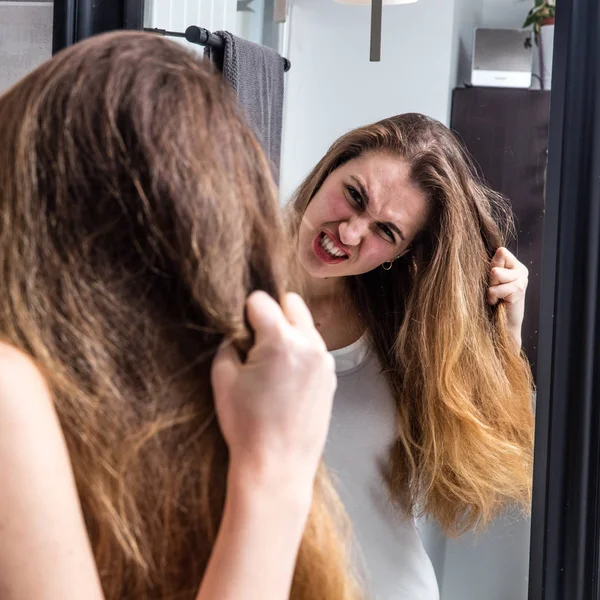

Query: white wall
[279,0,456,203]
[0,1,53,95]
[440,510,531,600]
[450,0,483,88]
[483,0,529,29]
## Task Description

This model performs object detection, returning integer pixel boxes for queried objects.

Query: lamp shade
[334,0,418,4]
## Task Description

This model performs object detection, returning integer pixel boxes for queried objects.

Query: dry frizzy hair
[288,114,535,535]
[0,31,361,599]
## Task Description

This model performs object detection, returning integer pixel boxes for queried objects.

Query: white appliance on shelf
[471,28,533,88]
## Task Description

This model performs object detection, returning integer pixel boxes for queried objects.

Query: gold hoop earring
[382,261,394,271]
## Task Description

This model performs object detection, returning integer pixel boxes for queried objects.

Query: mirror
[73,0,554,599]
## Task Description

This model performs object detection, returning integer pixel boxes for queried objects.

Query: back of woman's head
[0,31,358,599]
[290,113,534,535]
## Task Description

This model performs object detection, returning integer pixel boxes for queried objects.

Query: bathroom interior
[1,0,598,598]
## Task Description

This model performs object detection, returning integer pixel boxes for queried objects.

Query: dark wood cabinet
[451,87,551,377]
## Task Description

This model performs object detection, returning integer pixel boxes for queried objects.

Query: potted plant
[523,0,555,89]
[523,0,555,35]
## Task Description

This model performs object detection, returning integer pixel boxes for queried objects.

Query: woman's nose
[338,217,369,247]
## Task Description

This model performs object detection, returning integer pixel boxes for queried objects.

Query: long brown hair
[288,114,535,536]
[0,31,360,599]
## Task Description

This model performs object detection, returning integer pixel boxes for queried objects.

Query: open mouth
[313,231,349,264]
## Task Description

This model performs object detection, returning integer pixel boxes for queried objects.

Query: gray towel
[204,32,284,183]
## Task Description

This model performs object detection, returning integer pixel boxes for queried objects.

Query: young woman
[0,32,361,600]
[288,114,535,599]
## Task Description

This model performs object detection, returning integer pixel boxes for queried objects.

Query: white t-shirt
[325,336,440,600]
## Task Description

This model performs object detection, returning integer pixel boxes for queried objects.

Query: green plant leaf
[522,1,555,30]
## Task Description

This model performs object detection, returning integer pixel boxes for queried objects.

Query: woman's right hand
[199,292,337,600]
[211,291,337,492]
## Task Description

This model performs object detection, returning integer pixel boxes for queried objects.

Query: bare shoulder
[0,341,43,373]
[0,343,105,600]
[0,341,54,419]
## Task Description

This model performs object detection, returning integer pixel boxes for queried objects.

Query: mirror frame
[529,0,600,598]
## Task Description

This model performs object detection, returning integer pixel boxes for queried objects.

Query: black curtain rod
[144,25,291,72]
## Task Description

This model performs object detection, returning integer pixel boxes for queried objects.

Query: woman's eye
[378,224,395,242]
[347,185,363,207]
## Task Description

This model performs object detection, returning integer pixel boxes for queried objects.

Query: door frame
[52,0,144,54]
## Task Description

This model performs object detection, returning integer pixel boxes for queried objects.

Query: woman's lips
[323,229,351,257]
[312,231,349,265]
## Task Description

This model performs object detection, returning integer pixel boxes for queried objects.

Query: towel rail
[144,25,291,72]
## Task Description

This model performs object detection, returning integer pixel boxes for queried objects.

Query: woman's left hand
[488,247,529,349]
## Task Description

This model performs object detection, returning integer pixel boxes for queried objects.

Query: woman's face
[297,153,429,279]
